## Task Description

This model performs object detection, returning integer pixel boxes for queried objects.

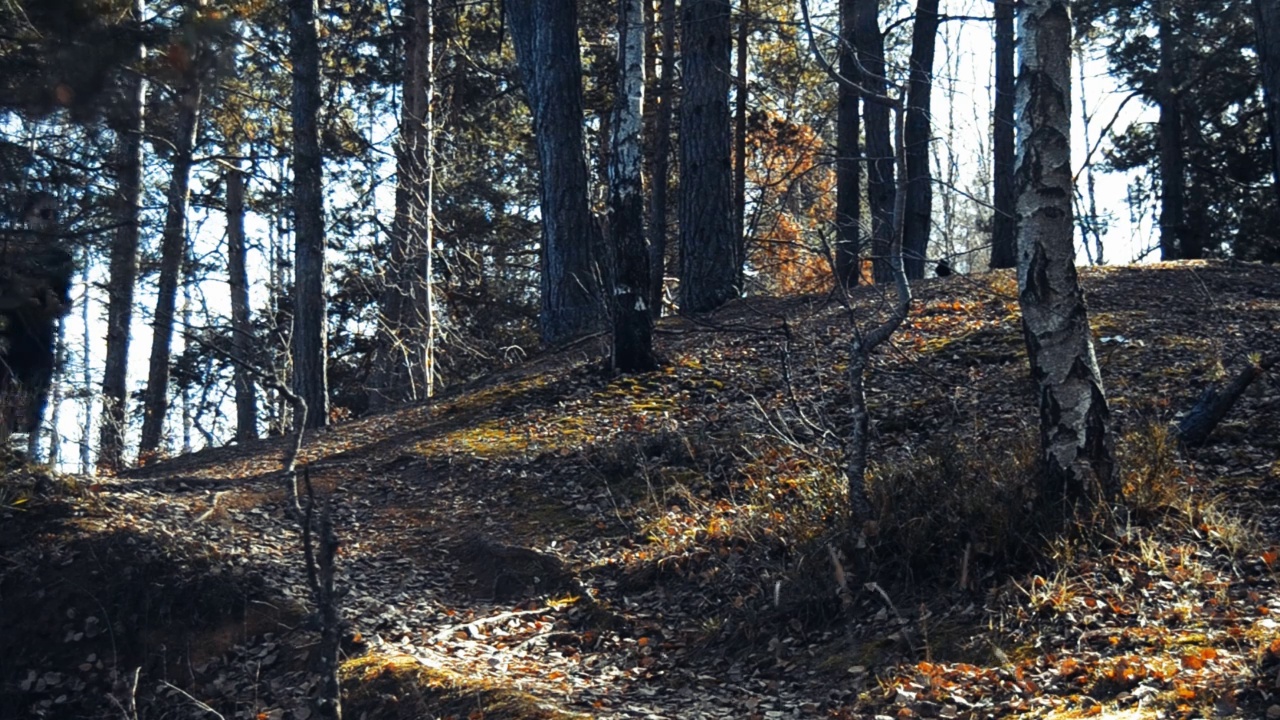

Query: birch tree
[1015,0,1117,513]
[610,0,656,371]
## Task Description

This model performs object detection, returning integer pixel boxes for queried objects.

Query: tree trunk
[902,0,939,280]
[679,0,738,313]
[226,157,258,442]
[989,0,1016,269]
[648,0,676,316]
[98,0,146,473]
[835,0,861,288]
[507,0,603,345]
[79,259,92,473]
[290,0,329,431]
[855,0,894,284]
[1258,0,1280,205]
[610,0,656,372]
[734,0,749,287]
[138,77,203,462]
[1076,47,1105,265]
[372,0,434,409]
[1015,0,1117,514]
[1157,0,1186,261]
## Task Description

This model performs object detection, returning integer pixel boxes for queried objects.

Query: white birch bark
[1015,0,1117,511]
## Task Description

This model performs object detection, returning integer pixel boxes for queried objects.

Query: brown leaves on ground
[3,260,1280,719]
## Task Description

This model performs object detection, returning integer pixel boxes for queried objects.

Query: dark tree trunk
[290,0,329,431]
[1258,0,1280,204]
[1157,0,1186,261]
[648,0,677,317]
[990,0,1016,269]
[226,158,258,442]
[610,0,656,372]
[902,0,939,280]
[138,78,203,461]
[679,0,738,313]
[507,0,603,345]
[98,0,146,473]
[1015,0,1117,515]
[855,0,894,284]
[835,0,861,288]
[372,0,434,409]
[734,0,749,286]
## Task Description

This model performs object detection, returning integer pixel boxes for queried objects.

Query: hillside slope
[2,261,1279,719]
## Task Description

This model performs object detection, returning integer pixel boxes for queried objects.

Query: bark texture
[1015,0,1117,513]
[138,76,203,461]
[226,158,258,442]
[1157,0,1187,260]
[835,0,861,288]
[855,0,894,284]
[507,0,603,345]
[990,0,1016,269]
[734,0,749,285]
[1255,0,1280,206]
[902,0,939,280]
[679,0,739,313]
[290,0,329,430]
[610,0,656,372]
[98,0,146,473]
[647,0,677,316]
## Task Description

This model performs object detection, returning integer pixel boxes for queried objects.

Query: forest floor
[3,260,1280,720]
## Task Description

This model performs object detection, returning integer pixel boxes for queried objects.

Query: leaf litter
[2,261,1279,719]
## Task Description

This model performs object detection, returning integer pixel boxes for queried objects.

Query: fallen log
[1177,353,1277,446]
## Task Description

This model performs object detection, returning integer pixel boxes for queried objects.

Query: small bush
[864,429,1043,588]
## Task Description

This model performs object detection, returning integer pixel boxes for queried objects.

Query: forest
[0,0,1279,718]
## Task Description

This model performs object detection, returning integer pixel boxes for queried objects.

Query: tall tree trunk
[507,0,603,345]
[98,0,147,473]
[1258,0,1280,204]
[226,157,258,441]
[679,0,738,313]
[734,0,749,286]
[1076,46,1105,265]
[835,0,861,288]
[611,0,656,372]
[138,77,203,461]
[902,0,939,280]
[372,0,434,409]
[648,0,676,316]
[290,0,329,431]
[1015,0,1117,514]
[43,320,65,465]
[855,0,894,284]
[1157,0,1185,261]
[79,258,93,473]
[989,0,1016,269]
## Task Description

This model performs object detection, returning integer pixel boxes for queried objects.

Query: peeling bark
[1015,0,1117,513]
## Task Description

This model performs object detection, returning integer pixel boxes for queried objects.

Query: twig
[428,608,555,644]
[157,680,224,719]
